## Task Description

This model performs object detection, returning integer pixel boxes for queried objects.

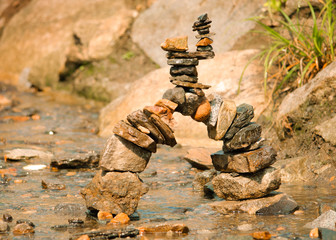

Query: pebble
[197,45,213,51]
[155,99,178,112]
[0,220,9,233]
[251,231,272,239]
[68,218,84,225]
[192,99,211,122]
[167,58,199,66]
[13,223,35,235]
[293,210,304,215]
[109,213,130,224]
[22,164,47,171]
[97,211,113,221]
[3,213,13,222]
[76,235,90,240]
[170,66,198,77]
[138,224,189,234]
[196,37,213,47]
[309,227,321,238]
[41,180,66,190]
[237,223,253,231]
[169,75,198,83]
[16,219,35,228]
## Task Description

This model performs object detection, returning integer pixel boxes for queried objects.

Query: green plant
[239,0,336,96]
[122,51,135,61]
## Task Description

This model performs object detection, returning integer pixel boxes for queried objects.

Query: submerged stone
[212,167,281,200]
[223,122,262,152]
[81,170,148,215]
[212,146,277,173]
[304,210,336,231]
[99,134,151,173]
[225,103,254,139]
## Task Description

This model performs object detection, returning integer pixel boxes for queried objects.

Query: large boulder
[0,0,138,87]
[131,0,265,66]
[99,49,266,146]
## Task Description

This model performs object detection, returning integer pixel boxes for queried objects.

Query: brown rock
[193,169,217,191]
[208,99,236,140]
[137,126,150,134]
[211,146,277,173]
[155,99,178,112]
[41,180,66,190]
[184,148,214,170]
[169,75,198,83]
[109,213,130,224]
[212,167,281,200]
[167,58,199,66]
[143,105,168,117]
[127,110,165,144]
[170,80,211,89]
[309,228,321,238]
[160,36,188,52]
[113,120,156,153]
[251,231,272,240]
[196,37,213,47]
[139,224,189,233]
[210,193,298,215]
[76,235,90,240]
[170,66,198,76]
[162,87,186,111]
[167,51,215,59]
[99,134,151,173]
[97,211,113,220]
[223,123,262,152]
[148,114,177,147]
[192,99,211,122]
[81,170,148,215]
[13,223,35,235]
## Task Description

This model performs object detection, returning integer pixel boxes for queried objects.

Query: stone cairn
[81,13,282,217]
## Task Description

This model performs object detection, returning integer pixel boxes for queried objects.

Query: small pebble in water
[109,213,130,225]
[77,235,90,240]
[23,164,47,171]
[3,213,13,222]
[251,231,272,240]
[13,223,34,235]
[97,211,113,221]
[309,227,321,238]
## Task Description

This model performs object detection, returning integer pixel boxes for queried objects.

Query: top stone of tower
[161,36,188,52]
[198,13,208,22]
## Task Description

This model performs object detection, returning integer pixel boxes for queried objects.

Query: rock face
[0,0,138,87]
[211,146,277,173]
[99,134,151,173]
[81,170,148,215]
[212,167,281,200]
[131,0,265,66]
[210,193,298,215]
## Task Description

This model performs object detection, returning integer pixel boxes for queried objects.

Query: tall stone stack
[208,101,281,201]
[193,13,215,53]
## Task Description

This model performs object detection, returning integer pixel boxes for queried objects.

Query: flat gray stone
[223,122,262,152]
[169,75,198,83]
[225,103,254,139]
[50,151,99,169]
[5,148,53,161]
[99,134,151,173]
[167,58,198,66]
[167,51,214,59]
[81,170,148,215]
[304,210,336,231]
[210,193,298,215]
[170,66,198,76]
[212,167,281,200]
[113,120,157,153]
[208,99,236,140]
[212,145,277,173]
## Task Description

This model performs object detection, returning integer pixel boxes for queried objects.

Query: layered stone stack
[208,101,281,202]
[193,13,215,53]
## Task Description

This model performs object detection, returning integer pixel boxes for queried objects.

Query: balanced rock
[193,24,211,31]
[193,19,212,27]
[113,120,156,153]
[162,87,186,111]
[100,134,151,173]
[155,99,178,112]
[184,148,213,170]
[167,58,198,66]
[210,193,298,215]
[197,45,213,51]
[81,170,148,215]
[223,123,262,152]
[127,110,165,144]
[192,99,211,122]
[143,105,169,118]
[169,75,198,83]
[198,13,208,22]
[167,51,214,59]
[225,103,254,139]
[148,114,177,147]
[212,167,281,200]
[170,80,211,89]
[207,93,223,127]
[181,92,205,116]
[196,38,213,47]
[170,66,198,76]
[208,99,236,140]
[211,146,277,173]
[161,36,188,52]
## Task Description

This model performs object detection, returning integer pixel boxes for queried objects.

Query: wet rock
[54,203,86,217]
[76,235,90,240]
[208,99,236,140]
[319,228,336,240]
[304,210,336,231]
[196,37,213,46]
[211,146,277,173]
[223,123,262,152]
[68,218,84,226]
[210,193,298,215]
[2,213,13,222]
[50,150,99,169]
[41,180,66,190]
[148,114,177,147]
[97,211,113,221]
[193,169,217,191]
[170,66,198,76]
[5,148,53,161]
[162,87,186,111]
[13,223,34,235]
[225,103,254,139]
[319,202,336,214]
[16,219,35,228]
[113,120,156,153]
[207,94,223,127]
[127,110,165,144]
[139,224,189,233]
[81,170,148,215]
[192,99,211,122]
[252,231,271,240]
[167,51,215,59]
[167,58,198,66]
[155,99,178,112]
[184,148,213,170]
[0,220,9,233]
[170,80,211,89]
[181,92,204,116]
[161,36,188,52]
[169,75,198,83]
[237,223,253,231]
[309,228,321,238]
[99,134,151,173]
[70,226,139,240]
[109,213,130,224]
[212,167,281,200]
